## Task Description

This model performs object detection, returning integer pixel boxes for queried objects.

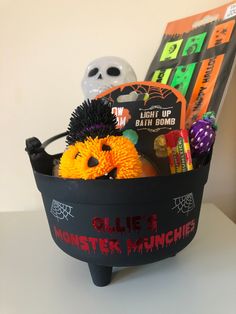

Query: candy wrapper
[165,129,193,174]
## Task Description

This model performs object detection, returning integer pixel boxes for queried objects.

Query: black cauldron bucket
[26,133,211,286]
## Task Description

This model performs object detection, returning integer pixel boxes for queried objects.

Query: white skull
[81,56,137,99]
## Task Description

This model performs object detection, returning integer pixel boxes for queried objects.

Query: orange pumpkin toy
[59,99,142,180]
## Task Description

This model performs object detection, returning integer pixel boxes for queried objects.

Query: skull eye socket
[102,144,111,151]
[88,67,99,77]
[107,67,120,76]
[88,156,99,167]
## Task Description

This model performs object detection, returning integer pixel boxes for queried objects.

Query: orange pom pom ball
[59,135,142,180]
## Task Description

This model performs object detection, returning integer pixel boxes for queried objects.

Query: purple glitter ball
[189,112,216,157]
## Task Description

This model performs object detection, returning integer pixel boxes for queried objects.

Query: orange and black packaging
[145,1,236,128]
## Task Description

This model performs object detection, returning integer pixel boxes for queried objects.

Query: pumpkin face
[59,135,142,180]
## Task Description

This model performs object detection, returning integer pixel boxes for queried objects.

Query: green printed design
[171,63,196,96]
[182,32,207,56]
[151,68,172,84]
[160,39,183,61]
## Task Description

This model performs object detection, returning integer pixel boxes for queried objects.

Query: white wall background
[0,0,235,221]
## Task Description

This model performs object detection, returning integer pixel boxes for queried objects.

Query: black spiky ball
[66,99,121,145]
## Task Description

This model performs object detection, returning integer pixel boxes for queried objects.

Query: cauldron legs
[88,263,113,287]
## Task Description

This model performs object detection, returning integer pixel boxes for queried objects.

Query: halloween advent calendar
[145,1,236,127]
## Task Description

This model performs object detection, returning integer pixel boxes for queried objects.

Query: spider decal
[98,82,184,107]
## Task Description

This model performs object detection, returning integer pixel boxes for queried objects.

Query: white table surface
[1,203,236,314]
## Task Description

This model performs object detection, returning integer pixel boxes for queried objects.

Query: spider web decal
[172,193,195,215]
[50,199,74,221]
[100,83,182,106]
